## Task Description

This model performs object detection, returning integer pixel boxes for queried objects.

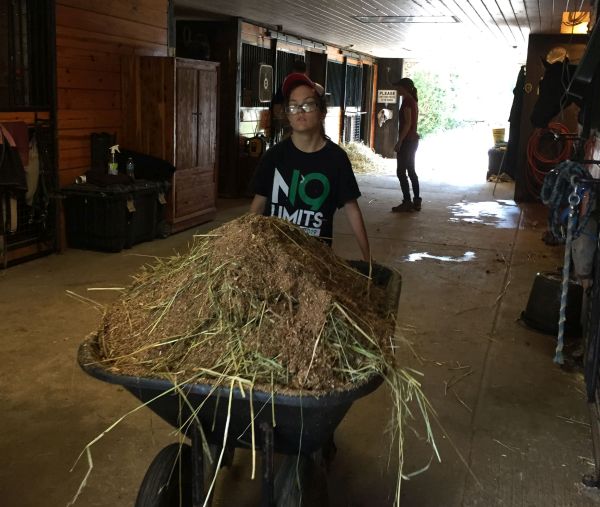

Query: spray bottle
[108,145,120,175]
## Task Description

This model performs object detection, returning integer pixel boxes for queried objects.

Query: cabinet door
[172,62,218,230]
[197,67,218,174]
[176,66,199,170]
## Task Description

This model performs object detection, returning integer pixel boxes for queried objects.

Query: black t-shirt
[253,138,361,241]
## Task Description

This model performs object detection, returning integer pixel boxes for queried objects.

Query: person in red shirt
[391,78,421,212]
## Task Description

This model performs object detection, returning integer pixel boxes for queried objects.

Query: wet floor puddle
[448,200,519,228]
[402,251,476,263]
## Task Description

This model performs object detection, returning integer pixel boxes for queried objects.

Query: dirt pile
[95,214,396,392]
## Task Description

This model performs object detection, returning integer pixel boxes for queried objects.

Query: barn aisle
[0,173,597,506]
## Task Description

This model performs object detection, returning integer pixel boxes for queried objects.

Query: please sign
[377,89,397,104]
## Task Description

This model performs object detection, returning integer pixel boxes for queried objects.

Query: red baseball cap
[282,72,318,98]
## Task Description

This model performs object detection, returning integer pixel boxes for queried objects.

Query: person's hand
[394,140,402,152]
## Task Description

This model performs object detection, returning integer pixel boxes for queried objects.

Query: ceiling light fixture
[354,15,460,24]
[560,11,589,34]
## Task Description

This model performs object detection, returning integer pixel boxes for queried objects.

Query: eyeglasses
[285,101,318,115]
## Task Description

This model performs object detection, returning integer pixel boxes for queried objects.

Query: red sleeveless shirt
[400,94,419,141]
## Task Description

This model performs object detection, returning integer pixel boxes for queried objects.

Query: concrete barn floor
[1,173,599,507]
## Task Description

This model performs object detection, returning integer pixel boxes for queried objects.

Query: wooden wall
[55,0,168,187]
[0,112,50,124]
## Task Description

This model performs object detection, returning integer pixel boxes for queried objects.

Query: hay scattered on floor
[342,141,389,174]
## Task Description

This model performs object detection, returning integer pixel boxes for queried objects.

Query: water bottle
[126,157,135,179]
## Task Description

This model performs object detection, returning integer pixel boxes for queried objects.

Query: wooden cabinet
[121,57,219,232]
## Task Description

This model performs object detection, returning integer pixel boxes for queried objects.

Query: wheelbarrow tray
[79,338,382,455]
[78,260,400,456]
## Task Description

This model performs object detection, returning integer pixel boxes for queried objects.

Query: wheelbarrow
[77,261,401,507]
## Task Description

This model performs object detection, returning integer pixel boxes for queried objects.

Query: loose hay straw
[72,214,439,506]
[341,141,390,174]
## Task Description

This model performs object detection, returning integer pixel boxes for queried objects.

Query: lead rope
[555,175,581,364]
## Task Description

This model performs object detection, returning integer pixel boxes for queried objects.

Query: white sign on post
[377,89,398,104]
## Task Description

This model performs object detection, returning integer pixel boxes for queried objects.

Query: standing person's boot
[413,197,422,211]
[392,200,413,212]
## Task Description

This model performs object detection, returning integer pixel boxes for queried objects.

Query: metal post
[340,56,348,142]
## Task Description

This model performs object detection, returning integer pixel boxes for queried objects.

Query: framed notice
[377,89,397,104]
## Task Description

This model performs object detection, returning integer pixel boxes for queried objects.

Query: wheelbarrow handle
[191,423,206,507]
[261,422,275,507]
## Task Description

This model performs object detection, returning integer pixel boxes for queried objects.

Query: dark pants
[396,138,419,201]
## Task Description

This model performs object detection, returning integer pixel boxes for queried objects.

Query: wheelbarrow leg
[261,422,275,507]
[191,422,206,507]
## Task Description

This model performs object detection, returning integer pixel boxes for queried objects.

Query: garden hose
[526,123,573,197]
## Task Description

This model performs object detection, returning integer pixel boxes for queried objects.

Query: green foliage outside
[409,68,461,138]
[402,58,518,139]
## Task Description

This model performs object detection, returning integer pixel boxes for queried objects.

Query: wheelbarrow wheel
[135,443,192,507]
[274,454,329,507]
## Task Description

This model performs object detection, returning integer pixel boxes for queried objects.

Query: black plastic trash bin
[487,147,506,180]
